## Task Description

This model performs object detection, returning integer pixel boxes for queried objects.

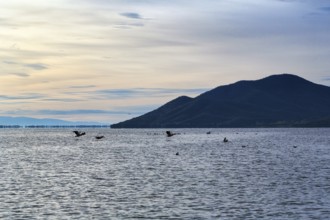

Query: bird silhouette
[166,131,175,137]
[95,135,105,140]
[73,131,86,137]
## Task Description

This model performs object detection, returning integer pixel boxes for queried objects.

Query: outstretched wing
[74,130,86,136]
[166,131,174,137]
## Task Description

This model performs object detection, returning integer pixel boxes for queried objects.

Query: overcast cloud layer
[1,0,330,123]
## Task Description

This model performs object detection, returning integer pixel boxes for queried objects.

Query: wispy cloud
[96,88,208,99]
[38,109,118,115]
[3,60,17,65]
[3,60,48,71]
[41,98,83,102]
[120,12,143,19]
[38,104,159,116]
[64,87,208,100]
[0,93,44,100]
[1,105,158,120]
[111,104,160,115]
[319,6,330,12]
[24,63,48,70]
[11,72,30,77]
[68,85,96,89]
[115,22,144,29]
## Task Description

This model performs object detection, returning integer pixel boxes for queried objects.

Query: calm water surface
[0,128,329,219]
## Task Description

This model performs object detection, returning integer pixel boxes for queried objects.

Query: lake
[0,128,329,219]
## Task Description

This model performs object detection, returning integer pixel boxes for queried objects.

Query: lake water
[0,128,329,219]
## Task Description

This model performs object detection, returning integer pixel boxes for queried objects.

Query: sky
[1,0,330,124]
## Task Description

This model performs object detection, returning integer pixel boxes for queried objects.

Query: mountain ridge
[0,116,106,126]
[111,74,330,128]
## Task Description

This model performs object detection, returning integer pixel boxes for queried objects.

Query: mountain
[111,74,330,128]
[0,116,105,126]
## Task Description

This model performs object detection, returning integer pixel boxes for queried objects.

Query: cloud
[120,12,142,19]
[64,88,207,100]
[37,109,117,115]
[11,72,30,77]
[68,85,96,89]
[41,98,83,102]
[3,60,48,71]
[24,63,48,70]
[1,109,114,116]
[3,60,17,65]
[116,12,144,28]
[111,104,160,114]
[319,6,330,12]
[2,105,158,118]
[0,93,44,100]
[37,105,160,116]
[115,22,144,29]
[96,88,208,99]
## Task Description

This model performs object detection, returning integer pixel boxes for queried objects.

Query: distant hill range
[111,74,330,128]
[0,116,106,127]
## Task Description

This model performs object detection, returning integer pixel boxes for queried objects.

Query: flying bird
[166,131,176,137]
[73,131,86,137]
[95,135,105,140]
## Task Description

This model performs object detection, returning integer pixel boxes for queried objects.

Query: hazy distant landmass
[0,116,107,127]
[111,74,330,128]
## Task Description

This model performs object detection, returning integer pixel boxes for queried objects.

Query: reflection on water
[0,128,329,219]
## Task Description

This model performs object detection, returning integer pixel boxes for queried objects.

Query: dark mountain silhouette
[111,74,330,128]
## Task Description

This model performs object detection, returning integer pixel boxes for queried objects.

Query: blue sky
[1,0,330,123]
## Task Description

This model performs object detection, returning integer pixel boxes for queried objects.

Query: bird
[223,137,228,143]
[176,152,179,156]
[95,135,105,140]
[166,131,176,137]
[73,131,86,137]
[206,131,211,134]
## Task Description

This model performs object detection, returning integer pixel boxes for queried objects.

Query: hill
[0,116,105,127]
[111,74,330,128]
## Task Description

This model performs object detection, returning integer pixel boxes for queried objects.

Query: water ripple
[0,128,329,219]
